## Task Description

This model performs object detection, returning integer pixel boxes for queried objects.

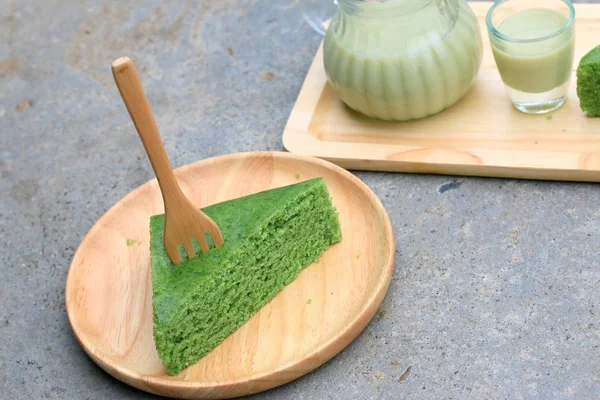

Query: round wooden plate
[66,151,394,399]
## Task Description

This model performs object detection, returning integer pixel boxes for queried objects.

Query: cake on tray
[577,45,600,117]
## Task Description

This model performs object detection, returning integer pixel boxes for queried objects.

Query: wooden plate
[282,2,600,182]
[66,151,394,399]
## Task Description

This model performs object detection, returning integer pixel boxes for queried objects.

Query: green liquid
[323,0,482,121]
[491,9,575,94]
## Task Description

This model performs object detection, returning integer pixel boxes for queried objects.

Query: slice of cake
[150,178,342,375]
[577,45,600,117]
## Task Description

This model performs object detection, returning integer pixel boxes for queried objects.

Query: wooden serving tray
[283,2,600,182]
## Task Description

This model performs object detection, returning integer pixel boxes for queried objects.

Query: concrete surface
[1,0,599,399]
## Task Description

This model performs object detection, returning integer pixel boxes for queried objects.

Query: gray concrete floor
[1,1,599,399]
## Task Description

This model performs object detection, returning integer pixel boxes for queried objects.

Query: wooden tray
[283,2,600,182]
[66,152,394,400]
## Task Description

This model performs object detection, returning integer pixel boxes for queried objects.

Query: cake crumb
[307,298,312,304]
[562,128,567,132]
[356,255,360,259]
[295,172,300,179]
[546,115,553,120]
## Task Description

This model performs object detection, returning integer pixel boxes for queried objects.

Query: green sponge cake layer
[577,45,600,117]
[150,178,342,375]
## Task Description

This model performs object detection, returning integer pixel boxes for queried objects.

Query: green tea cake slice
[577,45,600,117]
[150,178,342,375]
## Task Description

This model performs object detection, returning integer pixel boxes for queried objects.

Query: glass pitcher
[297,0,338,36]
[319,0,484,121]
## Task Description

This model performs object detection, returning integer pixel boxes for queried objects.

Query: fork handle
[111,57,183,202]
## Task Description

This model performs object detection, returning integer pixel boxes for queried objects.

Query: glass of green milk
[486,0,575,114]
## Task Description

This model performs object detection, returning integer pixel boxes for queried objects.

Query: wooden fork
[111,56,224,264]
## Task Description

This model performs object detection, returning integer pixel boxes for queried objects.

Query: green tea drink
[492,10,574,93]
[486,1,575,114]
[323,0,483,121]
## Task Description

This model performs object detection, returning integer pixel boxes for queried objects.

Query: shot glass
[486,0,575,114]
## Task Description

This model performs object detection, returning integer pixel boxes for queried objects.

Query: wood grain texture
[111,57,223,263]
[283,2,600,182]
[65,152,395,399]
